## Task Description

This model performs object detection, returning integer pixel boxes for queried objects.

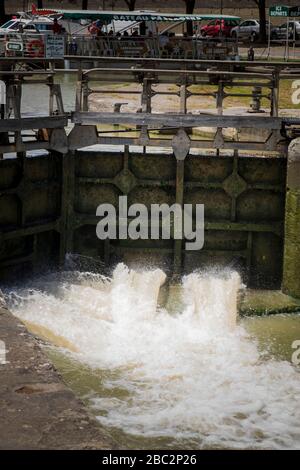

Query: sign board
[45,35,65,59]
[6,41,23,52]
[115,38,151,58]
[269,5,289,17]
[269,5,300,17]
[290,6,300,17]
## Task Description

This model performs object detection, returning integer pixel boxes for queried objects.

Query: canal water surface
[5,264,300,450]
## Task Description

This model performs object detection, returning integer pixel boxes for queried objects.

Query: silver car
[231,19,272,43]
[271,21,300,40]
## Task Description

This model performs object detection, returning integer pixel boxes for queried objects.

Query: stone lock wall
[0,149,288,289]
[283,139,300,298]
[0,153,63,282]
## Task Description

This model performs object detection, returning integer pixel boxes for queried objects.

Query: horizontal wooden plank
[83,67,274,80]
[72,112,283,130]
[68,134,268,152]
[0,254,34,268]
[0,71,55,76]
[71,214,282,235]
[0,220,61,241]
[65,55,300,69]
[0,115,68,132]
[75,135,281,153]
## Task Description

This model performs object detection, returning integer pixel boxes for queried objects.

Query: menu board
[45,35,65,59]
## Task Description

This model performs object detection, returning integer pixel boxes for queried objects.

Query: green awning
[37,9,240,23]
[269,5,300,18]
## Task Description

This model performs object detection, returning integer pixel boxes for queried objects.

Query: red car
[201,19,239,38]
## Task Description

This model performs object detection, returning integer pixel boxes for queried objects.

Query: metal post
[285,16,289,61]
[141,78,151,153]
[65,151,75,254]
[75,68,83,112]
[271,70,279,117]
[48,76,54,115]
[216,80,224,116]
[13,81,24,155]
[267,13,271,60]
[141,78,152,113]
[174,159,184,275]
[180,82,187,114]
[82,77,89,112]
[59,151,70,265]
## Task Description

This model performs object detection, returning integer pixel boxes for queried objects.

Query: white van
[0,16,54,37]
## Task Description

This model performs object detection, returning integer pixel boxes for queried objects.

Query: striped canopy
[33,9,240,23]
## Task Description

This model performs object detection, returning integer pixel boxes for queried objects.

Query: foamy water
[6,264,300,450]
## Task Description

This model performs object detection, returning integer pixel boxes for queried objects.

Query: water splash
[6,264,300,449]
[182,270,241,331]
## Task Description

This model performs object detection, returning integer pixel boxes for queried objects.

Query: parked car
[271,21,300,40]
[0,17,54,37]
[200,19,239,38]
[231,19,273,42]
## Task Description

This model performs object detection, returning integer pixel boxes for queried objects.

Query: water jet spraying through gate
[6,263,300,450]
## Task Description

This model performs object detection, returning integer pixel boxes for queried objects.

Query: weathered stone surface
[68,125,98,150]
[172,129,190,161]
[0,307,116,450]
[49,128,68,154]
[114,168,137,194]
[287,139,300,189]
[239,289,300,316]
[283,138,300,298]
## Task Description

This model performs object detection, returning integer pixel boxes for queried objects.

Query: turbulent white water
[6,263,300,450]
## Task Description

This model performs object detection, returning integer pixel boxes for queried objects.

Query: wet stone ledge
[239,290,300,316]
[0,305,116,450]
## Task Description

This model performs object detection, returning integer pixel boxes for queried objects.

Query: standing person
[88,21,100,36]
[52,18,62,34]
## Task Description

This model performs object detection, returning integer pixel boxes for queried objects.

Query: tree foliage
[182,0,196,36]
[124,0,136,11]
[0,1,6,24]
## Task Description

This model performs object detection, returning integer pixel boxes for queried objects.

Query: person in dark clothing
[52,18,62,34]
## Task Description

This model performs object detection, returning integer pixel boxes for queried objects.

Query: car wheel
[231,31,237,39]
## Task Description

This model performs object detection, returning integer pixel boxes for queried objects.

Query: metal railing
[0,32,239,61]
[66,35,239,61]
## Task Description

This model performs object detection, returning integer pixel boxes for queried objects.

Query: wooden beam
[0,220,60,242]
[0,115,68,132]
[65,55,300,69]
[72,112,283,130]
[83,67,274,80]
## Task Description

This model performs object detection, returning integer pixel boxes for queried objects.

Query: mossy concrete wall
[283,139,300,298]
